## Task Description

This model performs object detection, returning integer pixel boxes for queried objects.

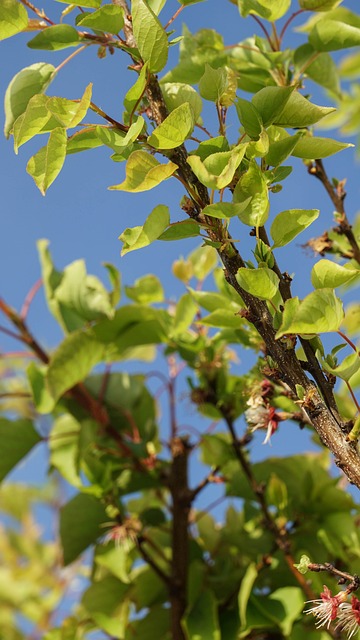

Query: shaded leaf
[183,589,221,640]
[233,160,269,227]
[27,24,80,50]
[0,418,41,481]
[76,5,124,34]
[60,493,108,565]
[252,86,294,127]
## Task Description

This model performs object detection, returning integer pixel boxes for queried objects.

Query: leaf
[299,0,342,9]
[270,209,320,248]
[26,126,67,195]
[292,136,353,159]
[199,63,227,102]
[265,132,303,167]
[119,204,170,255]
[131,0,168,73]
[27,362,56,414]
[0,0,28,41]
[188,245,218,280]
[47,330,106,401]
[171,293,198,337]
[123,63,149,114]
[49,414,81,488]
[294,43,340,95]
[109,150,178,192]
[200,309,245,328]
[321,351,360,382]
[13,94,51,152]
[276,289,344,338]
[233,160,269,227]
[252,86,294,127]
[238,0,291,21]
[47,83,92,128]
[236,97,263,139]
[237,267,279,300]
[56,0,102,6]
[189,289,238,312]
[147,102,194,149]
[239,563,258,630]
[183,590,221,640]
[311,259,359,289]
[96,118,144,152]
[60,493,108,565]
[27,24,80,50]
[187,144,247,190]
[269,587,304,636]
[76,5,124,34]
[273,91,335,127]
[0,418,41,481]
[159,219,200,241]
[310,19,360,51]
[162,82,202,123]
[125,274,164,304]
[67,126,103,154]
[4,62,55,138]
[202,202,252,219]
[82,575,129,635]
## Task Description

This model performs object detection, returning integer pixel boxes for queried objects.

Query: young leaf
[162,82,203,123]
[13,94,51,152]
[96,118,144,152]
[252,86,294,128]
[187,144,247,190]
[237,267,280,300]
[320,351,360,382]
[67,126,104,154]
[147,102,194,149]
[270,209,320,248]
[4,62,55,138]
[76,5,124,34]
[188,245,218,281]
[265,132,303,167]
[47,83,93,128]
[233,160,269,227]
[0,418,41,481]
[202,202,252,219]
[0,0,28,41]
[309,19,360,51]
[131,0,168,73]
[26,127,67,195]
[119,204,170,255]
[291,136,354,159]
[311,259,359,289]
[199,63,227,102]
[109,151,178,192]
[236,97,263,139]
[123,63,149,114]
[60,493,108,565]
[47,330,106,401]
[273,91,335,127]
[238,0,291,21]
[27,24,80,50]
[239,563,258,630]
[158,220,200,241]
[276,289,344,338]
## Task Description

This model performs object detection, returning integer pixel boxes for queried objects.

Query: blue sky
[1,0,360,518]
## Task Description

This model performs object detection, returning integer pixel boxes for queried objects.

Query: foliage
[2,0,360,639]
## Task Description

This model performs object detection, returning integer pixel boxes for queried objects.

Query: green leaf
[123,63,149,114]
[131,0,168,73]
[236,97,263,139]
[47,330,106,401]
[4,62,55,138]
[0,0,28,41]
[269,587,304,636]
[292,136,353,159]
[13,94,50,152]
[252,86,294,128]
[294,43,340,95]
[60,493,108,565]
[189,288,238,312]
[119,204,170,255]
[183,589,221,640]
[270,209,320,248]
[237,267,279,300]
[193,136,229,161]
[0,418,41,481]
[27,362,55,414]
[171,293,198,337]
[238,0,291,21]
[159,219,200,241]
[76,5,124,34]
[199,63,227,102]
[125,274,164,304]
[311,259,359,289]
[310,19,360,51]
[265,132,303,167]
[56,0,101,6]
[162,82,202,123]
[188,245,218,280]
[321,351,360,382]
[46,83,92,128]
[96,118,144,152]
[147,102,194,149]
[239,563,258,630]
[109,150,178,192]
[273,91,335,127]
[67,126,103,154]
[26,126,67,195]
[187,144,247,190]
[82,576,129,635]
[299,0,342,9]
[200,309,245,328]
[95,544,132,583]
[49,414,81,488]
[266,473,288,510]
[276,289,344,338]
[233,160,269,227]
[27,24,80,50]
[202,202,252,219]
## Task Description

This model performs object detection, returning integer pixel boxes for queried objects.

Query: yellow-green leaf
[0,0,28,41]
[276,289,344,338]
[27,24,80,50]
[13,94,51,152]
[109,150,178,192]
[131,0,168,73]
[119,204,170,255]
[47,83,92,128]
[76,5,124,34]
[147,102,194,149]
[26,127,67,195]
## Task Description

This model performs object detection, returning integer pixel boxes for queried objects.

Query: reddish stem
[20,278,43,320]
[337,330,358,354]
[278,9,305,45]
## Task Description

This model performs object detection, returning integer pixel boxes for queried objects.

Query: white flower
[336,596,360,638]
[304,585,347,629]
[245,404,279,445]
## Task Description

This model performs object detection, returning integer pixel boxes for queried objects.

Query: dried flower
[245,404,280,445]
[304,585,348,629]
[336,595,360,638]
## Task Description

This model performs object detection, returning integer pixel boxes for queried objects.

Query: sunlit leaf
[276,289,344,338]
[76,5,124,34]
[47,83,92,128]
[147,102,194,149]
[237,267,279,300]
[13,94,50,152]
[252,86,294,127]
[310,19,360,51]
[131,0,168,73]
[187,144,247,190]
[233,160,269,227]
[119,204,170,255]
[109,151,178,192]
[311,259,359,288]
[27,24,80,50]
[0,0,28,41]
[291,136,353,159]
[238,0,291,21]
[273,91,335,127]
[270,209,320,248]
[26,126,67,194]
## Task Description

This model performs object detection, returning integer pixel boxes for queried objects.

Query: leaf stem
[250,14,275,51]
[20,278,43,320]
[164,4,185,30]
[346,380,360,414]
[337,330,358,353]
[278,9,305,45]
[19,0,54,25]
[54,44,89,74]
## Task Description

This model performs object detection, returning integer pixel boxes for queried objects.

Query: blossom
[336,595,360,638]
[245,404,280,445]
[304,585,348,629]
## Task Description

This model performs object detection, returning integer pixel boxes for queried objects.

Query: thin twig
[20,278,43,320]
[19,0,54,25]
[164,4,185,31]
[278,9,305,45]
[54,44,89,74]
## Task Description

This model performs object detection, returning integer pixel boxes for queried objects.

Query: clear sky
[1,0,360,510]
